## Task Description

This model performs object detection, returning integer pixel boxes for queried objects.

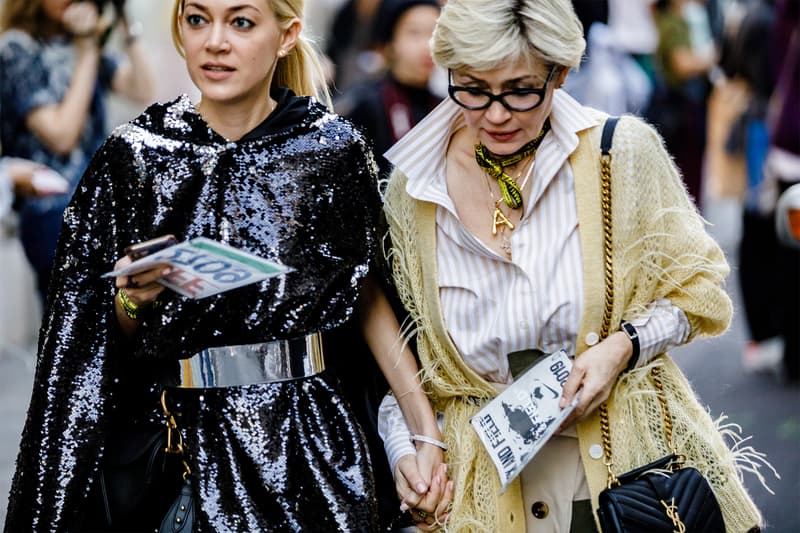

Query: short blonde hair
[431,0,585,72]
[171,0,332,109]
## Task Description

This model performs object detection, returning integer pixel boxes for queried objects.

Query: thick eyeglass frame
[447,65,558,112]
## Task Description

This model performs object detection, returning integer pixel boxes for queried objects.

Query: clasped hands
[390,333,632,529]
[395,441,453,531]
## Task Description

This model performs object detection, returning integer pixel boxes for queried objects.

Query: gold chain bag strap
[593,117,726,533]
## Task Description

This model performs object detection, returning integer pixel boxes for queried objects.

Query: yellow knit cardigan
[382,112,764,532]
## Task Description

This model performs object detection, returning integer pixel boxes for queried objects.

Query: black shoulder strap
[601,116,620,156]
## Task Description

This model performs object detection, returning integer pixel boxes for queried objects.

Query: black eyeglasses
[448,66,558,112]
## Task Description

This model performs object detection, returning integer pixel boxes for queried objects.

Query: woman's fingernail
[416,482,427,493]
[400,502,409,512]
[162,267,172,276]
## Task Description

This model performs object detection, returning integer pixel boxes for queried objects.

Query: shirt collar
[384,90,600,200]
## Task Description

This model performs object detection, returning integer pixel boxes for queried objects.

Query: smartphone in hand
[124,234,178,260]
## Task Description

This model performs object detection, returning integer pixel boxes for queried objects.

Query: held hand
[415,439,444,486]
[395,440,445,507]
[558,331,632,428]
[113,255,171,310]
[409,463,454,531]
[6,160,39,197]
[6,160,69,197]
[395,454,429,511]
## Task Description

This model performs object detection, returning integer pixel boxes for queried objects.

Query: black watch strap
[621,321,640,372]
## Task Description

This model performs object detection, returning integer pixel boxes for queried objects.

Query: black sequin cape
[5,90,382,532]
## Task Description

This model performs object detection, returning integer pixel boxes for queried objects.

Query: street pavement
[0,198,797,529]
[670,198,800,532]
[0,344,34,528]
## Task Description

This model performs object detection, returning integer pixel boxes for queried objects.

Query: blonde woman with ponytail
[4,0,437,531]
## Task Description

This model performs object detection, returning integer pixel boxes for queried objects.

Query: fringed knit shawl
[383,113,767,532]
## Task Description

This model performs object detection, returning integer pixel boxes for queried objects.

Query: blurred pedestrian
[0,100,69,352]
[651,0,717,209]
[713,0,786,374]
[326,0,383,91]
[3,0,441,530]
[757,0,799,382]
[565,0,657,116]
[335,0,441,179]
[0,0,154,306]
[377,0,763,530]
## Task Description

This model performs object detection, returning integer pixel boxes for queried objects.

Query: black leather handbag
[159,477,196,533]
[99,426,182,524]
[597,451,725,532]
[592,117,726,533]
[98,390,196,532]
[594,365,726,532]
[158,389,196,533]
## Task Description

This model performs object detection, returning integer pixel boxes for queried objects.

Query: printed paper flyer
[103,237,291,299]
[470,350,577,493]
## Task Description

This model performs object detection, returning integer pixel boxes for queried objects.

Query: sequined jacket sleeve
[4,134,128,530]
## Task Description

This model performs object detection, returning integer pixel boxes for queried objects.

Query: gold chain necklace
[485,155,535,256]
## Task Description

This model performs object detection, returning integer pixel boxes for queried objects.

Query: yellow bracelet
[118,288,145,320]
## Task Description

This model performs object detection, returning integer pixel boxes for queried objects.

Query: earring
[277,49,286,58]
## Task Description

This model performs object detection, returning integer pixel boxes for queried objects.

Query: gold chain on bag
[594,122,681,490]
[596,122,618,488]
[160,390,192,480]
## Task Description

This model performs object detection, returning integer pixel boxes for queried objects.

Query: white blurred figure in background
[564,0,657,116]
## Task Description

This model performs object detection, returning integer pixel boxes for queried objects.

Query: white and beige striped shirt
[378,91,689,470]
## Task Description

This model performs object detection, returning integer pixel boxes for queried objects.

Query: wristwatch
[125,20,143,47]
[620,321,640,372]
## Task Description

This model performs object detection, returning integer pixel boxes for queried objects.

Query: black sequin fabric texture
[5,90,382,532]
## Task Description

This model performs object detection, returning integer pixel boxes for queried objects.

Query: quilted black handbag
[592,117,726,533]
[594,365,726,532]
[597,451,725,532]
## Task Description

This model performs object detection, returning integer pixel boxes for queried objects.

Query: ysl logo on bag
[660,498,686,533]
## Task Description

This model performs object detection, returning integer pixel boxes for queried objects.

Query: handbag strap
[161,390,192,480]
[593,117,678,489]
[598,117,619,340]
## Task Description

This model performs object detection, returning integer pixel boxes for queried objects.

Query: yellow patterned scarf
[474,119,550,209]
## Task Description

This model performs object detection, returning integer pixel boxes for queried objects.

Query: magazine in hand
[103,237,291,299]
[470,349,577,493]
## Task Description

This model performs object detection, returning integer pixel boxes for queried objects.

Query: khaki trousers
[519,426,591,532]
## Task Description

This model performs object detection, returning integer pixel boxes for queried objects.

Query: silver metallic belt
[177,333,325,388]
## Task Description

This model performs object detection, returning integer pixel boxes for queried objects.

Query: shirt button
[589,444,604,459]
[519,320,529,330]
[585,331,600,346]
[531,501,549,519]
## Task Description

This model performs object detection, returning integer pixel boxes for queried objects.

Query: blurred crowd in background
[0,0,797,383]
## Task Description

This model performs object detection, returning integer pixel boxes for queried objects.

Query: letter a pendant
[492,207,515,235]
